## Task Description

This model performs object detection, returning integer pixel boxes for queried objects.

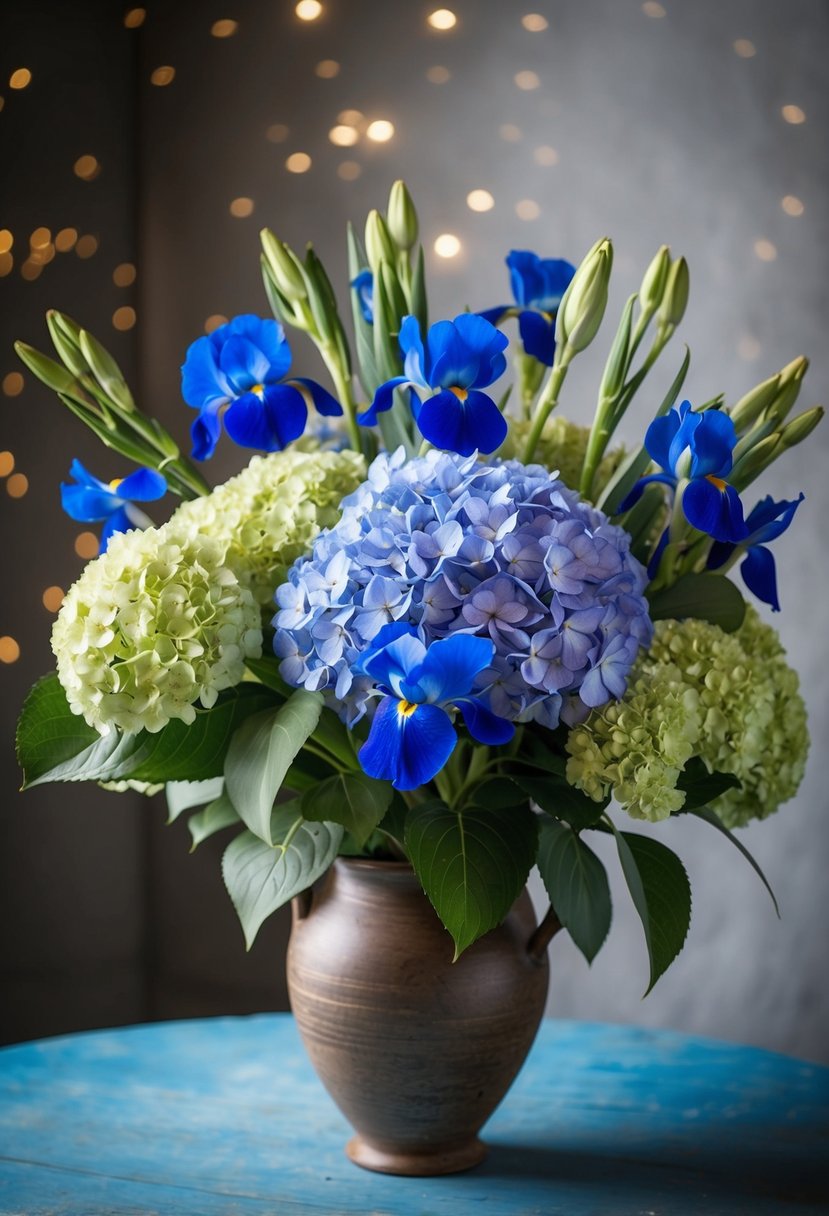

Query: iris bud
[639,245,670,315]
[365,209,397,270]
[729,434,781,490]
[260,230,307,302]
[556,237,613,358]
[781,405,824,448]
[729,370,783,432]
[658,257,689,329]
[387,180,419,252]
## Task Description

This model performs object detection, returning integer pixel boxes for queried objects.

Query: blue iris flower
[708,493,804,612]
[351,270,373,324]
[623,400,748,544]
[479,250,575,366]
[181,314,342,460]
[359,313,509,456]
[61,460,167,553]
[354,622,514,790]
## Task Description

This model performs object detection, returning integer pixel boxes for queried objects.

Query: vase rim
[335,856,413,874]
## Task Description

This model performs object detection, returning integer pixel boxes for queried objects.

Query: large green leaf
[676,757,741,810]
[647,573,746,633]
[405,801,538,960]
[301,772,392,847]
[188,792,240,851]
[224,690,323,845]
[514,774,607,830]
[467,776,526,811]
[615,830,692,994]
[166,778,224,823]
[536,818,612,963]
[684,806,779,917]
[222,802,343,949]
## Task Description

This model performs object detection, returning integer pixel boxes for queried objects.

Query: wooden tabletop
[1,1014,827,1215]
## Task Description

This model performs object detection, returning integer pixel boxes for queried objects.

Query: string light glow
[74,154,101,181]
[113,262,136,287]
[74,532,99,559]
[733,38,756,57]
[2,373,24,397]
[286,152,312,173]
[514,70,540,90]
[112,306,137,331]
[426,65,451,83]
[337,161,362,181]
[150,66,176,87]
[20,260,41,281]
[642,1,666,16]
[315,59,340,78]
[433,233,461,258]
[6,473,29,498]
[0,253,12,277]
[338,109,364,126]
[534,145,559,165]
[211,19,238,37]
[366,119,395,142]
[521,13,548,31]
[205,314,228,334]
[738,334,762,360]
[9,69,32,90]
[0,637,20,664]
[754,239,777,262]
[266,123,289,143]
[124,8,146,27]
[499,123,522,141]
[427,9,457,30]
[55,228,78,252]
[295,0,323,19]
[0,452,14,478]
[75,235,98,259]
[42,586,65,613]
[329,125,359,147]
[781,195,804,217]
[516,198,541,220]
[229,197,255,217]
[781,104,805,124]
[0,230,12,254]
[30,227,50,249]
[466,189,495,212]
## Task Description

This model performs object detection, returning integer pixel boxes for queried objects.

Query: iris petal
[191,399,224,461]
[219,336,271,395]
[507,250,545,308]
[181,336,232,409]
[618,472,677,513]
[355,631,426,696]
[400,315,429,386]
[116,467,167,502]
[686,410,737,478]
[453,313,508,386]
[741,545,780,612]
[455,697,515,745]
[417,388,507,457]
[477,305,512,327]
[744,492,804,546]
[224,384,307,451]
[68,459,108,491]
[60,484,121,522]
[428,320,482,389]
[359,376,410,426]
[413,633,495,704]
[644,410,681,472]
[517,309,556,366]
[99,505,134,552]
[225,315,292,380]
[683,478,747,543]
[359,697,457,790]
[290,377,343,417]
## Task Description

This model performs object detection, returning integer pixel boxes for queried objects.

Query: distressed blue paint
[0,1016,827,1215]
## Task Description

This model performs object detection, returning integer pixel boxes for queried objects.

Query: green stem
[320,344,363,455]
[521,361,570,463]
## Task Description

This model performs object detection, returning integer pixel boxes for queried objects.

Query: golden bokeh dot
[113,306,137,331]
[42,586,65,613]
[9,68,32,90]
[75,234,99,258]
[73,154,100,181]
[366,119,395,142]
[0,451,14,478]
[534,144,559,165]
[0,637,20,664]
[229,196,255,217]
[427,9,457,30]
[20,260,42,281]
[642,1,666,16]
[733,38,756,58]
[266,123,289,143]
[0,230,12,254]
[426,65,451,84]
[754,239,777,262]
[466,189,495,213]
[522,13,548,31]
[737,334,762,361]
[514,70,540,90]
[516,198,541,221]
[337,160,362,181]
[55,227,78,252]
[781,195,804,217]
[113,261,137,286]
[204,314,228,334]
[315,59,340,78]
[2,372,24,397]
[295,0,323,19]
[30,226,51,249]
[434,233,461,259]
[75,531,100,559]
[0,252,12,277]
[30,243,55,266]
[285,151,312,173]
[150,66,176,87]
[124,7,146,28]
[6,472,29,498]
[338,108,364,126]
[329,124,359,147]
[211,19,238,37]
[499,123,522,141]
[0,96,4,112]
[781,104,805,125]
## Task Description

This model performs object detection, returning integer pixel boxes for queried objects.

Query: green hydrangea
[499,415,625,494]
[170,448,366,607]
[52,524,262,735]
[566,607,809,828]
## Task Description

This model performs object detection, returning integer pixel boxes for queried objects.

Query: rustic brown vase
[287,857,549,1176]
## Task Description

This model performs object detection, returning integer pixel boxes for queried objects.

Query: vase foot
[346,1135,487,1176]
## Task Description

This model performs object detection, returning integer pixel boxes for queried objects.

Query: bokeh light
[0,637,20,664]
[642,1,666,16]
[74,154,101,181]
[337,161,362,181]
[9,69,32,90]
[150,66,176,87]
[113,262,136,286]
[754,238,777,262]
[295,0,323,20]
[42,587,65,613]
[427,9,457,31]
[426,65,451,83]
[733,38,756,57]
[0,452,14,478]
[781,104,805,124]
[515,70,540,90]
[285,152,312,173]
[74,532,99,559]
[6,473,29,498]
[112,306,137,330]
[534,145,559,165]
[329,125,359,147]
[75,235,98,259]
[211,19,238,37]
[55,228,78,252]
[0,230,13,254]
[522,14,548,31]
[2,373,24,397]
[229,197,255,217]
[781,195,804,217]
[205,314,228,334]
[366,119,395,142]
[516,198,541,220]
[466,189,495,212]
[123,8,146,28]
[316,60,340,78]
[434,233,461,258]
[499,123,522,141]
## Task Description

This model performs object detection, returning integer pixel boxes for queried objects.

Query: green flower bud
[639,245,670,314]
[729,370,783,432]
[365,209,397,270]
[387,180,419,252]
[658,256,689,329]
[761,355,808,427]
[46,310,88,377]
[556,237,613,357]
[14,340,80,396]
[780,405,824,448]
[729,434,781,490]
[260,230,307,302]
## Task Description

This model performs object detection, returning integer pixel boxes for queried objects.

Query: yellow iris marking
[109,477,124,492]
[706,475,727,491]
[398,699,419,718]
[250,382,266,397]
[449,386,468,401]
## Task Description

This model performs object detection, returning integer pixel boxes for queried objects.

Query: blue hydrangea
[272,449,653,728]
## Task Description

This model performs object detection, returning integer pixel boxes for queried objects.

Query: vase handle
[292,887,314,922]
[527,905,562,962]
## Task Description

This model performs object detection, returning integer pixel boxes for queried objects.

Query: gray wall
[2,0,827,1060]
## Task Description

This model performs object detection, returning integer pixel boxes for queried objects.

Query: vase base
[346,1135,487,1176]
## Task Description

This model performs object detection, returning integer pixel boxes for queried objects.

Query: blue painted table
[1,1015,827,1215]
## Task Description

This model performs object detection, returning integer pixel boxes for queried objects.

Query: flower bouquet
[14,181,819,1174]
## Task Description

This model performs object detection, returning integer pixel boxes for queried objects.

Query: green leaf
[615,830,692,994]
[405,801,538,960]
[684,806,780,917]
[514,775,607,830]
[222,802,343,949]
[676,757,741,810]
[648,573,746,633]
[467,776,526,810]
[301,772,392,847]
[166,778,224,823]
[224,690,323,845]
[188,792,240,850]
[376,793,410,855]
[244,655,291,698]
[536,818,612,963]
